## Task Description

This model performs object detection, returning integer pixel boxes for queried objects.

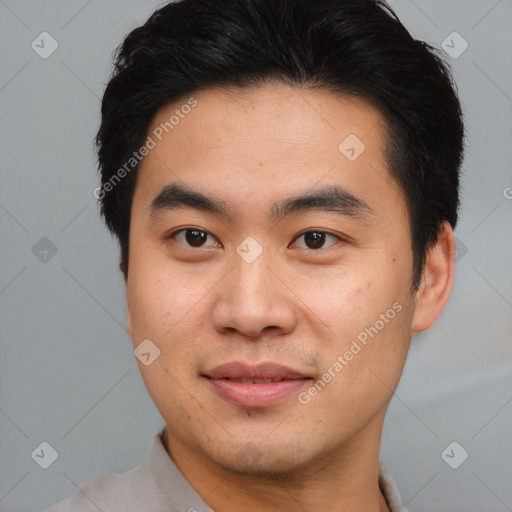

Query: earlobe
[411,221,456,333]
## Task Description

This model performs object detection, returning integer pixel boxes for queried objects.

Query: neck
[163,418,391,512]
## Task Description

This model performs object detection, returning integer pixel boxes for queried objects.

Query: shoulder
[43,461,165,512]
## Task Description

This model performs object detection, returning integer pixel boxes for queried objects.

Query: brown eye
[172,228,218,248]
[292,231,340,250]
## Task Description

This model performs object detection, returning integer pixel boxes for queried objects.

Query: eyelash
[167,228,342,250]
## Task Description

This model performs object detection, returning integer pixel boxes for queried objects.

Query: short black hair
[95,0,465,293]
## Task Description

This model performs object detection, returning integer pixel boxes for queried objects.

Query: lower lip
[206,378,309,408]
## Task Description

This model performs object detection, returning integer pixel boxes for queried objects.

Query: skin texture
[125,83,455,512]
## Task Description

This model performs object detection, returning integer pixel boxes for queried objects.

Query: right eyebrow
[148,183,232,218]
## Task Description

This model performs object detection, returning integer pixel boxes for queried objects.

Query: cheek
[300,303,411,430]
[301,266,412,378]
[299,266,399,333]
[126,264,207,345]
[127,267,206,401]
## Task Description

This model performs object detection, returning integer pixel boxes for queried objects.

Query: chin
[204,438,317,476]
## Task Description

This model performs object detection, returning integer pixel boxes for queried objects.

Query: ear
[411,221,456,332]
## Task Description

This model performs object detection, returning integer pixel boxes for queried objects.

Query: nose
[212,252,297,338]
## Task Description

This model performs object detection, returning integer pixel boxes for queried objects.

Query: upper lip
[203,361,311,381]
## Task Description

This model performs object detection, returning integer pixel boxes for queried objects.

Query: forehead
[134,83,405,222]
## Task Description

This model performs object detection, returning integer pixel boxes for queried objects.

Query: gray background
[1,1,511,510]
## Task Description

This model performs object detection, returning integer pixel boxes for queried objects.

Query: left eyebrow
[271,184,374,220]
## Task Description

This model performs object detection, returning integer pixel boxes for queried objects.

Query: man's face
[126,83,417,473]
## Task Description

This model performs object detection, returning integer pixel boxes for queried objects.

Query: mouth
[201,361,313,408]
[212,377,302,383]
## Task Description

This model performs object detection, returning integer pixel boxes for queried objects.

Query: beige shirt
[44,428,408,512]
